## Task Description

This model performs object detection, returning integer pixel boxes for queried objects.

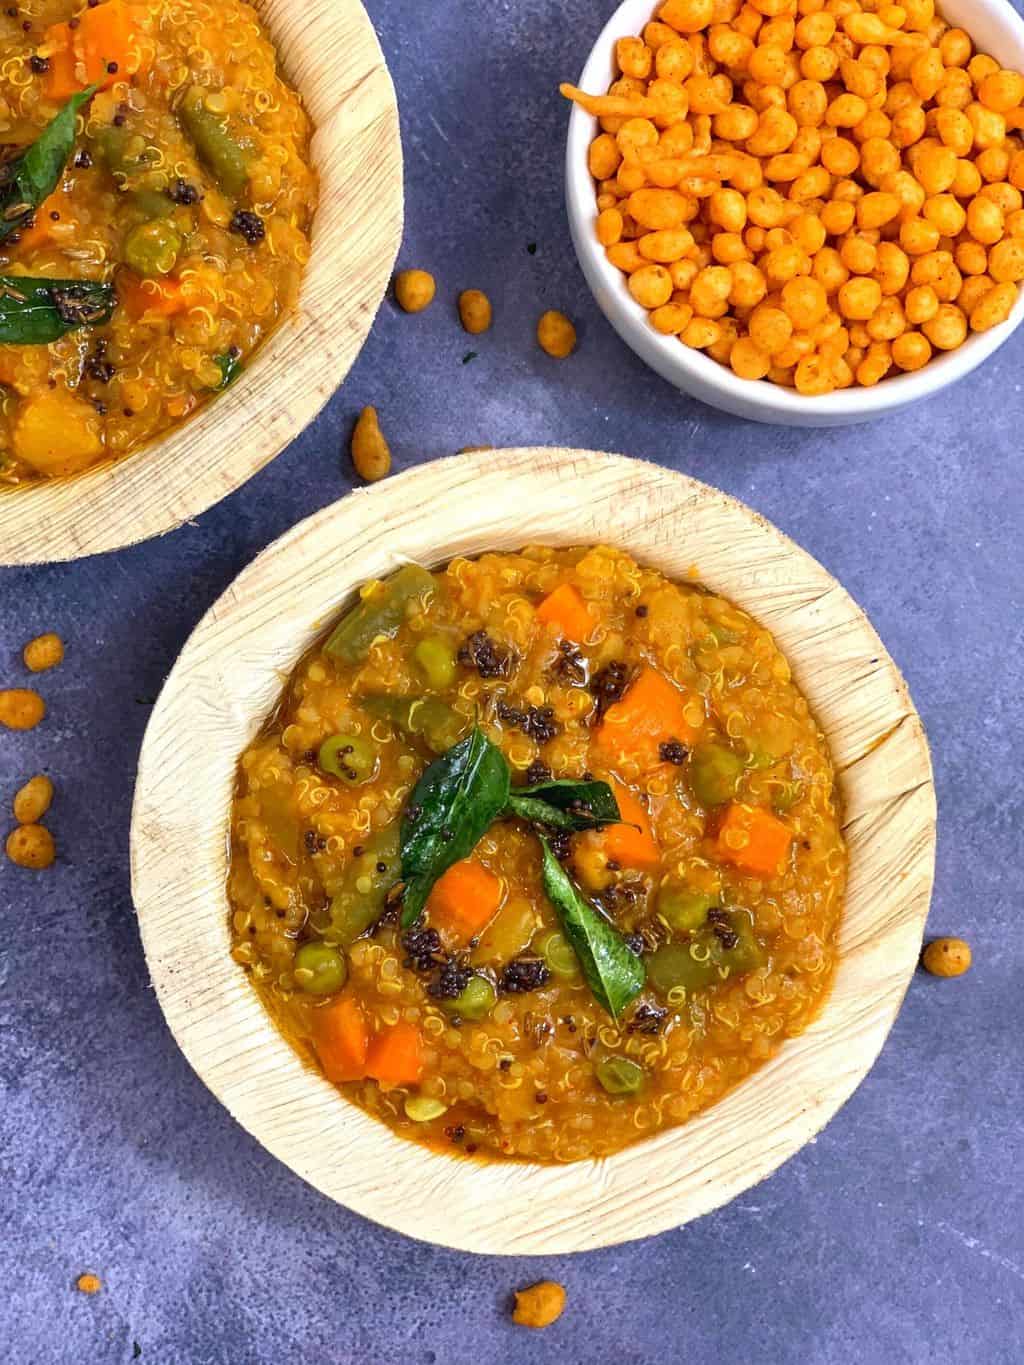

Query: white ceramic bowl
[565,0,1024,426]
[131,448,936,1253]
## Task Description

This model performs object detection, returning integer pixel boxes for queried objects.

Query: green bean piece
[328,824,400,947]
[362,693,469,757]
[325,565,437,664]
[179,86,249,196]
[293,941,347,996]
[657,886,715,934]
[706,621,742,645]
[413,636,457,690]
[646,911,764,997]
[440,974,496,1020]
[123,219,182,277]
[594,1055,645,1095]
[645,941,721,995]
[534,928,580,979]
[318,733,378,785]
[689,742,744,807]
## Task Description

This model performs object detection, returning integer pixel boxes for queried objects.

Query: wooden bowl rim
[0,0,402,565]
[130,448,936,1254]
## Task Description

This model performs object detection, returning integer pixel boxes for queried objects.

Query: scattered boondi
[13,775,54,825]
[394,269,437,313]
[0,689,46,731]
[22,634,64,673]
[512,1281,567,1329]
[537,309,578,357]
[6,824,56,869]
[350,406,391,482]
[922,937,972,977]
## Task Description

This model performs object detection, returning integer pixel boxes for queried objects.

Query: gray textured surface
[3,1,1024,1361]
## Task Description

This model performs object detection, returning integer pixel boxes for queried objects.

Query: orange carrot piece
[15,191,66,252]
[426,859,502,943]
[602,779,661,870]
[43,24,80,100]
[118,271,186,319]
[536,583,593,643]
[312,996,368,1083]
[717,803,793,877]
[365,1022,424,1087]
[597,665,697,766]
[78,2,148,89]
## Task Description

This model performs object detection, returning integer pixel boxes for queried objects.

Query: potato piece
[12,389,104,476]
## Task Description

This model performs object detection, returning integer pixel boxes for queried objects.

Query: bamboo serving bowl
[0,0,402,566]
[130,448,937,1254]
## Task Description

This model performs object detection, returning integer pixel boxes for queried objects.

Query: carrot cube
[716,803,793,877]
[602,779,661,870]
[597,665,698,767]
[365,1022,424,1087]
[312,996,368,1083]
[536,583,593,643]
[426,858,502,942]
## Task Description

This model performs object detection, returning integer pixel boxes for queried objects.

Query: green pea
[535,928,580,979]
[404,1095,448,1122]
[594,1055,646,1095]
[123,219,182,277]
[318,733,377,785]
[657,886,715,934]
[413,636,457,690]
[329,824,400,946]
[293,941,347,996]
[441,975,496,1020]
[325,565,437,664]
[689,742,744,807]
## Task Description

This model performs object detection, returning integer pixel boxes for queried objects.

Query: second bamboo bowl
[0,0,402,565]
[130,448,936,1253]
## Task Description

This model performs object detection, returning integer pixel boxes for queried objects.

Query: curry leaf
[0,86,97,243]
[212,347,243,390]
[400,727,510,929]
[539,837,645,1019]
[0,276,115,344]
[507,778,623,832]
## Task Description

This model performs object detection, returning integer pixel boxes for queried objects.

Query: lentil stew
[228,546,847,1162]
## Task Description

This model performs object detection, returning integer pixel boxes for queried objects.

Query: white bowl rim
[130,447,937,1254]
[565,0,1024,422]
[0,0,403,564]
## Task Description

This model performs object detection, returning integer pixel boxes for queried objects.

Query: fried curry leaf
[0,86,98,244]
[507,778,623,832]
[539,837,645,1019]
[400,727,511,928]
[0,276,115,344]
